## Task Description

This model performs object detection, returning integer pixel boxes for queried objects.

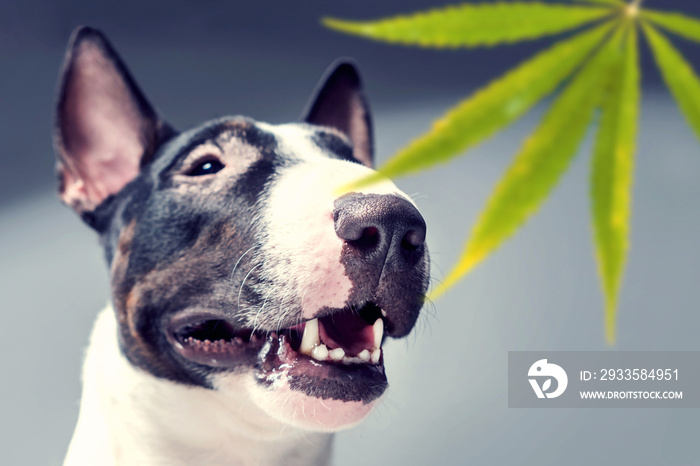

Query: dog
[56,26,430,466]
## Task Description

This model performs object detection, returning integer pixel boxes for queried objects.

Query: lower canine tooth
[371,349,381,364]
[329,348,345,361]
[358,349,370,362]
[311,344,329,361]
[299,318,320,355]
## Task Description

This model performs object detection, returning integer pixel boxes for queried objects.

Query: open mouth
[169,302,388,402]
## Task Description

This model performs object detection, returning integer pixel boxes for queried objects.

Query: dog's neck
[64,306,333,466]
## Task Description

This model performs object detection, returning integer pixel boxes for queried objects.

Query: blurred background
[1,0,699,464]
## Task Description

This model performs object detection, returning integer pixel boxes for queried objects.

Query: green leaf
[431,26,624,299]
[643,23,700,142]
[572,0,623,5]
[643,9,700,44]
[345,22,616,190]
[323,2,614,48]
[591,26,640,345]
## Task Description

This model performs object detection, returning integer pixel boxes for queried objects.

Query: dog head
[54,27,430,431]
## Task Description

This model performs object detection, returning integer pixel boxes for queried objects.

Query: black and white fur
[56,27,430,466]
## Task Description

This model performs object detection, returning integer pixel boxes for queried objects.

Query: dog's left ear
[301,60,373,168]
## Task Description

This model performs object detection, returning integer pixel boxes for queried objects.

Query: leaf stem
[624,0,644,19]
[627,0,643,17]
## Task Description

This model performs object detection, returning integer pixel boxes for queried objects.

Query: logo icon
[528,359,568,399]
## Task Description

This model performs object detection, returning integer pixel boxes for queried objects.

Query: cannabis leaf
[324,1,700,343]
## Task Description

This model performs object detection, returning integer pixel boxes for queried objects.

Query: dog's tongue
[318,312,375,356]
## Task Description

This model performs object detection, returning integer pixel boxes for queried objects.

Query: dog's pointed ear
[301,60,373,168]
[54,27,175,215]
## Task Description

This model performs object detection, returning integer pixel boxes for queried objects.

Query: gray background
[1,0,699,465]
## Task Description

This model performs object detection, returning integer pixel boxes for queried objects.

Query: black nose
[333,193,427,270]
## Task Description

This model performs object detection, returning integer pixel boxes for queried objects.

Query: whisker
[251,288,276,334]
[408,192,428,202]
[237,264,261,314]
[230,246,257,282]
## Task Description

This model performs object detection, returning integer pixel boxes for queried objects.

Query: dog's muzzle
[167,191,429,405]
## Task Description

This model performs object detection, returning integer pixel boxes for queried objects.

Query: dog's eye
[187,158,225,176]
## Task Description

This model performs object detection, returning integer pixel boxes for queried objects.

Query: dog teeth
[311,344,329,361]
[297,316,383,365]
[329,348,345,361]
[358,349,370,362]
[373,318,384,349]
[300,318,320,354]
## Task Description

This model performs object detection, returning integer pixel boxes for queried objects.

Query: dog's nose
[333,193,426,270]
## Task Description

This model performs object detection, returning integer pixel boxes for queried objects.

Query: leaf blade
[346,22,617,190]
[432,27,625,299]
[573,0,623,5]
[643,23,700,143]
[643,9,700,44]
[324,2,614,48]
[591,26,640,345]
